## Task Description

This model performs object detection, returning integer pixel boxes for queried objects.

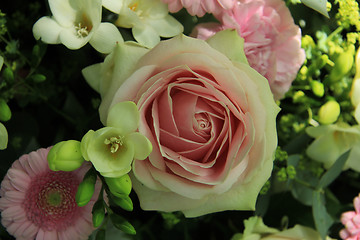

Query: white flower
[103,0,183,48]
[33,0,122,53]
[306,123,360,172]
[350,47,360,123]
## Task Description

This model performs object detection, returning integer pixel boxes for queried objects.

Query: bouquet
[0,0,359,239]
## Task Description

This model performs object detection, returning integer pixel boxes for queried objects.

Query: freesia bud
[76,168,97,207]
[0,122,8,150]
[2,67,14,84]
[110,214,136,235]
[92,200,105,228]
[310,81,325,97]
[0,99,11,122]
[111,194,133,211]
[105,174,132,197]
[318,100,340,125]
[329,45,355,82]
[47,140,84,171]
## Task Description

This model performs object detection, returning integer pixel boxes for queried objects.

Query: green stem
[326,26,343,42]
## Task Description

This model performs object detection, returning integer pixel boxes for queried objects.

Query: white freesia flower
[306,123,360,172]
[33,0,122,53]
[103,0,183,48]
[350,47,360,123]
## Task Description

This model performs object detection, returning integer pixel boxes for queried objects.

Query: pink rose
[84,30,279,217]
[161,0,236,17]
[191,0,305,100]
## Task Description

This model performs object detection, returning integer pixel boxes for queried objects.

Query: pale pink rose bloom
[340,193,360,240]
[105,34,279,217]
[162,0,236,17]
[0,148,100,240]
[191,0,305,100]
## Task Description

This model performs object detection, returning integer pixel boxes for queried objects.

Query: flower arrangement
[0,0,359,239]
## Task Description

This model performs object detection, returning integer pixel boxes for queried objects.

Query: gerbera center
[46,190,63,207]
[104,136,124,153]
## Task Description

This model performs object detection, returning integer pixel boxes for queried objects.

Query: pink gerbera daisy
[340,193,360,240]
[0,147,101,240]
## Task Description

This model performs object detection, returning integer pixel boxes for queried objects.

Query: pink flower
[0,148,100,240]
[191,0,305,100]
[340,193,360,240]
[96,32,279,217]
[161,0,236,17]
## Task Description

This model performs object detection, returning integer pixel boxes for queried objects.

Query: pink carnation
[161,0,236,17]
[340,193,360,240]
[191,0,305,100]
[0,148,100,240]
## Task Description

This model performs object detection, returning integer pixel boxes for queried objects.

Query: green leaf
[95,229,106,240]
[206,29,248,65]
[301,0,329,18]
[312,191,334,240]
[284,133,312,155]
[317,150,350,189]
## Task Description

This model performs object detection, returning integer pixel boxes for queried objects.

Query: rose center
[104,136,124,153]
[193,113,211,138]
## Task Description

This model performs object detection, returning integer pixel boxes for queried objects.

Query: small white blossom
[33,0,122,53]
[103,0,183,48]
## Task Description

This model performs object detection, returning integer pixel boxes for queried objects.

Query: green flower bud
[329,45,355,82]
[47,140,85,171]
[0,55,3,70]
[0,122,8,150]
[317,54,329,69]
[2,67,14,84]
[286,165,296,179]
[318,100,341,125]
[30,73,46,83]
[276,168,287,182]
[76,168,97,207]
[0,99,11,122]
[111,194,133,211]
[310,81,325,97]
[105,174,132,197]
[110,214,136,235]
[92,200,105,228]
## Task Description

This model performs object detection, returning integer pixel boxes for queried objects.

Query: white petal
[48,0,76,27]
[148,15,183,38]
[32,17,62,44]
[82,63,102,92]
[132,25,160,48]
[59,28,90,50]
[90,22,123,54]
[102,0,123,13]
